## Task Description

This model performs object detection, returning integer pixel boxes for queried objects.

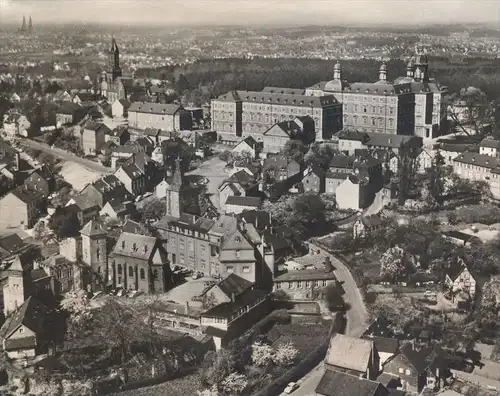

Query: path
[18,138,113,174]
[452,370,500,391]
[364,189,386,217]
[281,244,370,396]
[187,156,228,210]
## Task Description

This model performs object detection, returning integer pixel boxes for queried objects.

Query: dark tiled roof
[128,102,182,115]
[201,289,267,319]
[369,336,399,354]
[10,186,43,204]
[215,273,253,298]
[225,196,261,207]
[80,220,106,237]
[344,81,412,96]
[112,232,163,261]
[316,370,389,396]
[399,342,429,373]
[363,315,394,338]
[262,87,306,95]
[326,172,349,180]
[237,210,271,230]
[0,234,26,255]
[453,152,500,170]
[30,268,50,281]
[118,163,144,181]
[480,137,500,149]
[439,143,478,153]
[219,90,339,107]
[329,154,356,169]
[56,102,81,115]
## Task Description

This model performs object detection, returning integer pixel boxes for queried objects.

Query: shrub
[274,342,299,367]
[251,341,274,367]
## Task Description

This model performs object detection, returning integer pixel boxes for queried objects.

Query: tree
[282,140,308,164]
[305,142,337,170]
[397,142,417,205]
[274,342,299,367]
[427,150,445,205]
[481,275,500,314]
[449,87,493,136]
[33,220,50,241]
[202,292,218,310]
[322,284,345,311]
[218,150,233,164]
[220,372,247,396]
[49,207,81,239]
[380,246,419,282]
[139,198,166,222]
[60,289,92,325]
[202,348,237,389]
[251,341,274,367]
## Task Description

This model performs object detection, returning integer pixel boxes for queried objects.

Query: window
[129,266,134,277]
[405,369,411,375]
[243,266,250,273]
[288,282,293,289]
[19,327,23,333]
[121,241,126,249]
[276,282,281,289]
[236,249,240,258]
[227,266,234,273]
[140,268,145,280]
[297,281,302,288]
[398,368,404,374]
[96,248,100,260]
[117,264,122,275]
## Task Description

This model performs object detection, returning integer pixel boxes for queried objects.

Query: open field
[59,161,103,191]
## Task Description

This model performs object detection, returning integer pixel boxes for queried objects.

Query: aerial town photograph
[0,0,499,395]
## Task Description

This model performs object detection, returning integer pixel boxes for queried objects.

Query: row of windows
[344,95,396,104]
[346,115,395,128]
[275,280,329,289]
[345,104,396,115]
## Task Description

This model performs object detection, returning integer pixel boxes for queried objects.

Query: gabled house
[3,113,31,138]
[325,333,380,380]
[114,163,146,196]
[302,166,325,193]
[273,268,338,300]
[0,297,58,359]
[336,174,370,210]
[232,136,261,159]
[363,315,394,338]
[263,156,301,182]
[479,136,500,158]
[55,102,83,126]
[200,273,268,348]
[79,174,131,209]
[80,121,110,155]
[109,232,171,294]
[218,228,257,283]
[100,199,135,221]
[444,258,476,301]
[0,186,45,229]
[106,126,130,146]
[218,170,260,212]
[262,116,315,154]
[325,172,347,194]
[224,196,261,215]
[416,149,434,174]
[353,215,383,239]
[23,165,55,198]
[111,98,131,118]
[65,195,100,226]
[316,370,390,396]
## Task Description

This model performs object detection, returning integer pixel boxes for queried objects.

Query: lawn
[111,372,203,396]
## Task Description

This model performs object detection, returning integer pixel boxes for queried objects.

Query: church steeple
[171,156,183,190]
[165,156,184,219]
[28,16,33,34]
[108,37,122,81]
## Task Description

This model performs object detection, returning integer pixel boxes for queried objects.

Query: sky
[0,0,498,27]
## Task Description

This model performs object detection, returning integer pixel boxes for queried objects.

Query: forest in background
[137,57,500,106]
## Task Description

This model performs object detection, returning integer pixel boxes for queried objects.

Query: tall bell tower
[108,38,123,82]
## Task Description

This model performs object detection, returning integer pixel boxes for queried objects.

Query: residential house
[0,186,44,229]
[365,337,400,371]
[200,273,269,348]
[10,93,21,103]
[479,136,500,158]
[100,199,135,221]
[218,170,260,212]
[442,230,480,246]
[263,156,301,182]
[0,297,58,360]
[302,167,326,193]
[128,102,192,131]
[325,172,348,194]
[0,234,34,264]
[416,149,434,174]
[225,196,261,215]
[273,269,338,300]
[55,102,83,126]
[315,370,390,396]
[444,258,476,301]
[41,254,81,295]
[108,232,171,293]
[106,126,130,146]
[325,333,380,380]
[3,113,31,138]
[111,98,131,118]
[452,152,500,199]
[363,315,394,339]
[335,174,370,210]
[232,136,261,159]
[337,130,422,157]
[65,195,100,227]
[353,215,383,239]
[383,342,450,393]
[79,174,131,209]
[23,166,55,198]
[262,116,315,154]
[80,121,110,155]
[439,142,478,167]
[114,163,147,196]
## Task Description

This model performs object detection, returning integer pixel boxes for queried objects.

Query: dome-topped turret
[333,61,342,82]
[334,61,341,70]
[406,59,414,69]
[415,53,428,65]
[379,62,387,71]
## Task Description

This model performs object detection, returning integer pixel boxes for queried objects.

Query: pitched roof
[112,232,162,261]
[212,273,253,299]
[329,154,356,169]
[399,342,430,373]
[0,234,26,256]
[128,102,182,115]
[117,163,144,181]
[480,137,500,149]
[262,87,306,95]
[56,102,81,115]
[325,334,374,373]
[221,90,339,108]
[363,314,394,338]
[368,336,399,354]
[453,151,500,171]
[80,220,106,237]
[225,195,261,207]
[316,370,389,396]
[9,186,44,204]
[0,297,52,341]
[274,269,337,282]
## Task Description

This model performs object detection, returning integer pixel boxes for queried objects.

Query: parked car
[191,272,201,280]
[284,382,299,394]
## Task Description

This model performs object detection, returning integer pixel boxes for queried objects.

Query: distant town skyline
[0,0,498,27]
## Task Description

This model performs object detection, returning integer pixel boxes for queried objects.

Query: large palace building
[211,49,447,141]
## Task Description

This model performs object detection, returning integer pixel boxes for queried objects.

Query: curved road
[281,243,369,396]
[18,138,113,174]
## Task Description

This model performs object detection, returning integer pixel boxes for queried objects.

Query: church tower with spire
[108,38,123,82]
[20,16,27,33]
[165,157,184,219]
[28,16,33,34]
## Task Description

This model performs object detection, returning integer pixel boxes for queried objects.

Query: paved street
[18,138,113,174]
[280,244,369,396]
